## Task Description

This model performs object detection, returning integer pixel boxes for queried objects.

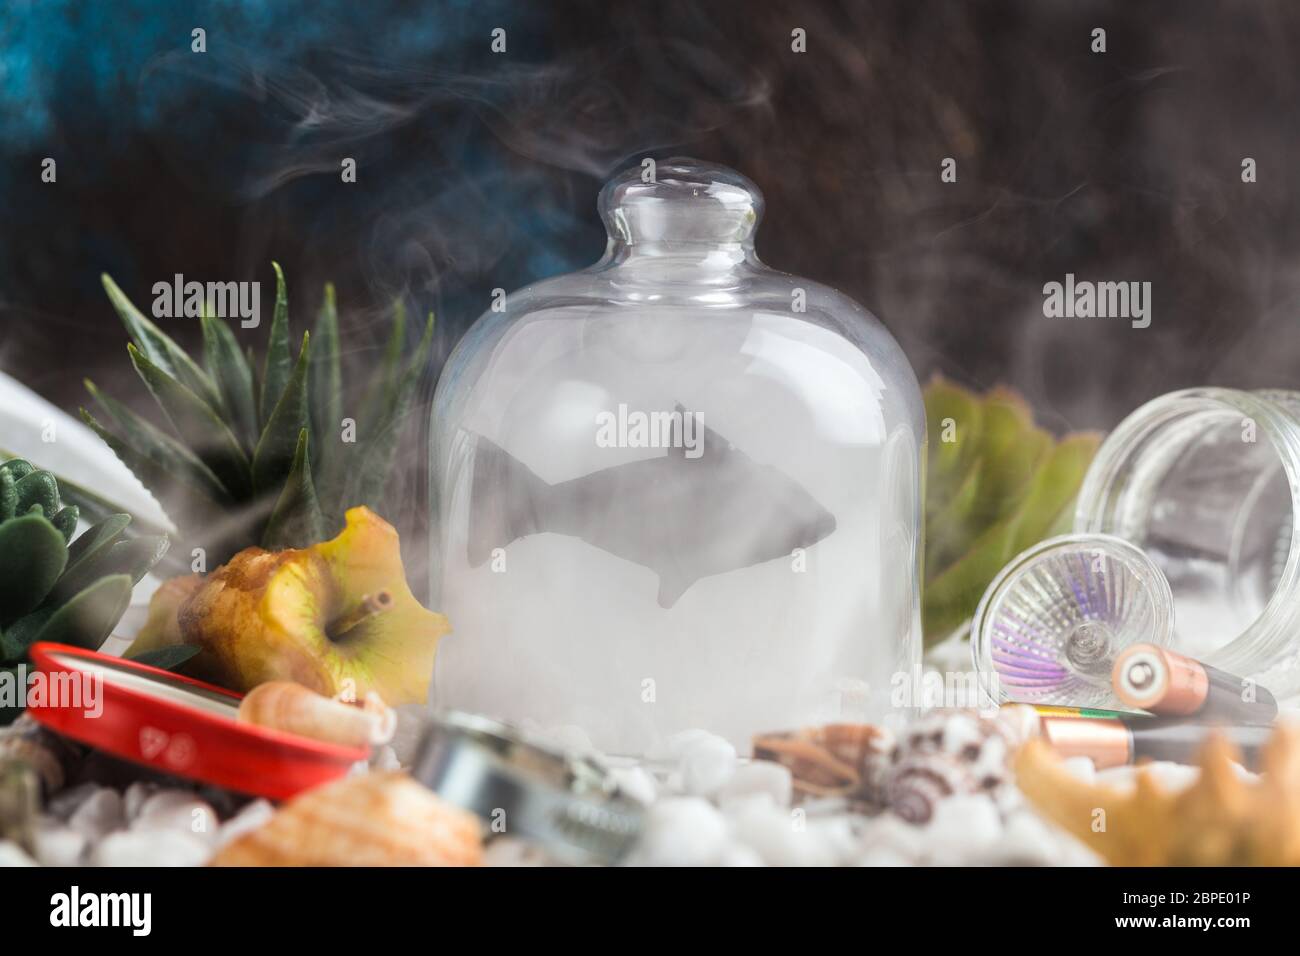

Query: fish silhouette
[467,414,836,607]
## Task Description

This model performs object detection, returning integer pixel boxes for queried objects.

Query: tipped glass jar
[1074,388,1300,694]
[428,159,925,755]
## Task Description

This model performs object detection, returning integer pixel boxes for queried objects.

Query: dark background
[4,0,1299,440]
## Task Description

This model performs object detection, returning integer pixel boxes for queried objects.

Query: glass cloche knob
[598,158,762,247]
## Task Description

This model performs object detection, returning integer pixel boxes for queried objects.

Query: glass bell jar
[428,158,925,755]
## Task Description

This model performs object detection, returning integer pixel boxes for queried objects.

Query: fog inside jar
[1127,411,1292,658]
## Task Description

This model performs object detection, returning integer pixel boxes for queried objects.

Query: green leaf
[0,459,34,484]
[13,460,171,541]
[12,470,60,517]
[48,506,79,544]
[359,298,407,425]
[924,431,1102,645]
[0,514,68,624]
[79,409,224,534]
[127,644,200,671]
[259,261,292,428]
[354,312,434,511]
[310,282,342,485]
[202,312,258,450]
[101,274,221,410]
[0,608,53,662]
[252,331,310,497]
[0,468,14,521]
[127,343,252,499]
[85,378,232,505]
[263,429,325,549]
[63,513,131,575]
[32,574,134,651]
[48,534,169,607]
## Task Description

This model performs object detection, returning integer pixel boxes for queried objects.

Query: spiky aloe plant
[0,458,170,723]
[81,264,432,567]
[923,376,1102,647]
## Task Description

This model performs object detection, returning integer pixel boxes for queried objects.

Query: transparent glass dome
[428,158,925,755]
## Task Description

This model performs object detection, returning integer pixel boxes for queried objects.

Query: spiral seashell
[887,761,964,824]
[238,681,396,749]
[882,709,1019,823]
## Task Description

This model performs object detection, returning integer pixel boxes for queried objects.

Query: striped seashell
[884,710,1018,824]
[210,771,483,866]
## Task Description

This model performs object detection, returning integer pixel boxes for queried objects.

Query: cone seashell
[238,681,396,749]
[752,723,895,806]
[1016,720,1300,866]
[210,771,483,866]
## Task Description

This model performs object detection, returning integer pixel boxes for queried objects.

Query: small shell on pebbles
[238,682,395,748]
[210,771,482,866]
[751,722,894,806]
[885,710,1020,824]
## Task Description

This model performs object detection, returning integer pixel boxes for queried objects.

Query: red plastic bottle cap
[27,642,368,801]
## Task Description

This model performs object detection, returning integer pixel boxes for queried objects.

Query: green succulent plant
[0,457,170,723]
[923,376,1102,647]
[81,264,433,567]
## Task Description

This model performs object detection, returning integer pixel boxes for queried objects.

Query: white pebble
[123,782,159,822]
[857,846,914,866]
[636,797,729,866]
[0,840,37,866]
[679,735,736,796]
[1062,756,1097,784]
[995,810,1059,865]
[717,761,793,808]
[68,788,124,841]
[216,799,275,848]
[134,791,220,846]
[923,795,1003,864]
[718,844,765,867]
[609,766,657,805]
[483,837,549,867]
[815,816,867,866]
[47,782,101,821]
[861,813,927,859]
[91,829,211,867]
[729,800,836,867]
[33,823,87,867]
